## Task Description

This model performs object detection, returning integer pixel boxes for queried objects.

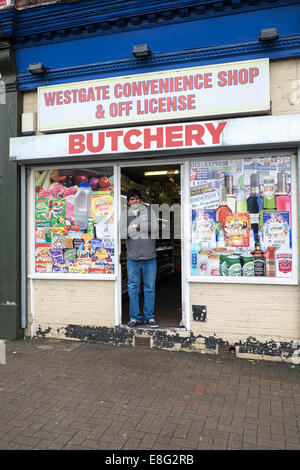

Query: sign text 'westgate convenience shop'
[38,59,270,132]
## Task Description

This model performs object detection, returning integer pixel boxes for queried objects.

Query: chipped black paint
[238,336,296,358]
[65,324,134,345]
[36,324,296,361]
[36,325,51,338]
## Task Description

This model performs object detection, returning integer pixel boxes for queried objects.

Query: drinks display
[275,234,292,277]
[262,177,276,210]
[190,155,293,279]
[235,175,247,213]
[216,184,232,229]
[247,173,261,234]
[74,182,91,231]
[251,236,266,276]
[225,175,236,213]
[276,171,291,218]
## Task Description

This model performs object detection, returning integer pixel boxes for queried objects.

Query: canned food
[226,255,242,276]
[197,250,212,276]
[242,255,254,277]
[207,254,220,276]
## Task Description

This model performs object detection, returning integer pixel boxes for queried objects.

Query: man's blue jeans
[127,258,157,322]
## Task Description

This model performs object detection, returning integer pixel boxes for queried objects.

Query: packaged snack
[51,199,66,227]
[64,249,76,262]
[91,239,102,251]
[52,265,69,273]
[224,213,250,247]
[35,263,52,273]
[35,197,50,227]
[52,232,66,249]
[91,192,113,219]
[50,248,64,265]
[35,244,52,263]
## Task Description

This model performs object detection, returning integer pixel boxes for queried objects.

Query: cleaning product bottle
[74,182,91,231]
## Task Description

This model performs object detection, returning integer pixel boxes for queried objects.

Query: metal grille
[219,345,236,357]
[135,336,151,348]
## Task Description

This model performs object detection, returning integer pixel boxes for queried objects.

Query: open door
[118,161,186,328]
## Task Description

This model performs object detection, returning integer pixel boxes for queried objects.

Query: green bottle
[263,177,276,210]
[235,175,247,213]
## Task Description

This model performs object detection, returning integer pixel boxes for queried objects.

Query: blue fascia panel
[14,2,300,91]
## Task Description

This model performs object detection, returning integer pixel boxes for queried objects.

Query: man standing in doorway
[121,188,159,328]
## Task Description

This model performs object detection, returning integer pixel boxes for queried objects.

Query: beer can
[220,254,227,276]
[226,255,241,276]
[197,250,212,276]
[242,255,254,277]
[207,254,220,276]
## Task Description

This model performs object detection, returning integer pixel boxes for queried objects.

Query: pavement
[0,337,299,451]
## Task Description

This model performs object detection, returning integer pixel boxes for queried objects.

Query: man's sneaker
[144,319,158,328]
[127,319,140,328]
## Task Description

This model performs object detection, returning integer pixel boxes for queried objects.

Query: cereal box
[91,192,113,219]
[35,197,50,227]
[51,199,66,227]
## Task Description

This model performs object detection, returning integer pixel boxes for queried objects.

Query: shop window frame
[29,162,118,280]
[186,150,299,285]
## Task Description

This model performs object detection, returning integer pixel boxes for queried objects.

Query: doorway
[120,163,184,328]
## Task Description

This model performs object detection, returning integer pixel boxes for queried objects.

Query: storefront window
[34,166,115,275]
[190,154,295,280]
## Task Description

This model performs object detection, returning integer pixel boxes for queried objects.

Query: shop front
[9,58,300,361]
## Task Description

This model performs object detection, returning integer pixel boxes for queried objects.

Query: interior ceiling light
[144,170,180,176]
[132,44,152,58]
[259,27,279,41]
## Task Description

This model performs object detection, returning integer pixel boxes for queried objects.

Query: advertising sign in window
[190,154,296,281]
[34,166,115,275]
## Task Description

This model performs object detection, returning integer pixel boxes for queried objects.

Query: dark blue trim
[17,34,300,91]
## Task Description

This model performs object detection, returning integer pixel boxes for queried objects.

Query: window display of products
[34,167,115,275]
[190,154,294,280]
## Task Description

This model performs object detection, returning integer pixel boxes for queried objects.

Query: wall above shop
[0,0,300,90]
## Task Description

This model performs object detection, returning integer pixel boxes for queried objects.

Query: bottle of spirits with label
[276,171,291,213]
[275,234,292,277]
[251,235,266,276]
[225,175,236,213]
[247,174,260,234]
[263,177,276,210]
[265,246,276,277]
[216,184,232,229]
[235,175,247,213]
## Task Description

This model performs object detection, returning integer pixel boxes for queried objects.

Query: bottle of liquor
[225,175,235,213]
[276,171,291,213]
[265,246,276,277]
[247,174,260,234]
[251,235,266,276]
[216,184,232,229]
[275,234,292,277]
[235,175,247,213]
[263,177,276,210]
